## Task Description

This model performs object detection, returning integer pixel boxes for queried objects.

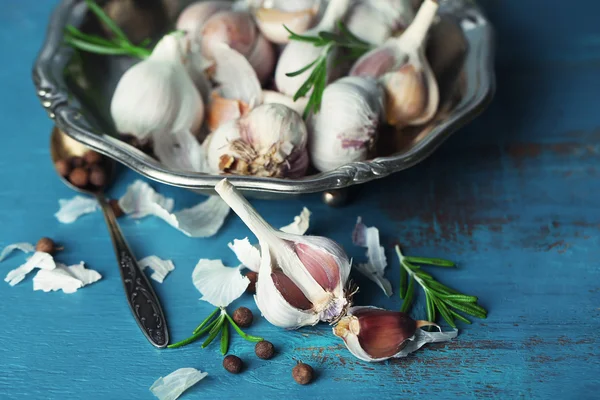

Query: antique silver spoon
[50,126,169,348]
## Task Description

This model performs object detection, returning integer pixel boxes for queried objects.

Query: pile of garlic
[110,0,445,177]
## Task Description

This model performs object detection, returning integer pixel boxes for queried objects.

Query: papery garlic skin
[214,179,352,329]
[110,33,203,141]
[345,0,415,45]
[205,104,309,178]
[333,306,443,362]
[254,0,321,44]
[308,76,385,172]
[275,0,351,96]
[350,0,439,127]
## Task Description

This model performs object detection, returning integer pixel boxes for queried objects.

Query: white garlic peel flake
[352,217,392,296]
[55,196,99,224]
[139,256,175,283]
[280,207,311,235]
[119,180,230,238]
[33,262,102,294]
[192,259,250,308]
[150,368,208,400]
[0,242,35,262]
[228,238,261,273]
[4,252,56,286]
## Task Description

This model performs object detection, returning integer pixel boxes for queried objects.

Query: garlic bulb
[308,76,384,172]
[275,0,352,96]
[345,0,415,45]
[204,103,309,178]
[214,179,352,329]
[201,10,276,84]
[333,306,455,362]
[110,33,203,141]
[350,0,439,127]
[254,0,321,44]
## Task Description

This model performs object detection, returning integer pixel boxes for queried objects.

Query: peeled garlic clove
[205,103,309,178]
[345,0,415,45]
[308,76,384,172]
[110,33,203,141]
[275,0,352,96]
[215,179,352,329]
[255,0,320,44]
[201,11,257,60]
[349,0,439,127]
[333,306,443,362]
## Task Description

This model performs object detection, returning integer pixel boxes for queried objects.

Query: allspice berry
[89,166,107,188]
[36,237,57,254]
[223,355,243,374]
[109,199,124,218]
[246,271,258,294]
[71,156,85,168]
[83,150,102,165]
[232,307,253,328]
[292,362,314,385]
[255,341,275,360]
[69,167,89,188]
[55,159,71,177]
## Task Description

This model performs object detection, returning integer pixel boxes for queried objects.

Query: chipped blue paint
[0,0,599,399]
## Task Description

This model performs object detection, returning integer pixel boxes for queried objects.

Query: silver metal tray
[33,0,495,204]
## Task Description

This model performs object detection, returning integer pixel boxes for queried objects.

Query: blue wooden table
[1,1,599,399]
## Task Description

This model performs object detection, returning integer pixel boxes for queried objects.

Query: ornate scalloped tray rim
[33,0,495,196]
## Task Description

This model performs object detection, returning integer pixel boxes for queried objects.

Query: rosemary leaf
[65,25,116,47]
[167,318,220,349]
[450,309,472,324]
[65,38,131,55]
[443,294,479,303]
[414,270,434,281]
[403,256,456,268]
[224,313,264,343]
[84,0,128,42]
[400,265,408,299]
[285,57,320,78]
[201,322,223,348]
[400,276,414,313]
[193,307,220,334]
[432,295,456,328]
[220,322,229,355]
[426,293,436,322]
[446,300,488,319]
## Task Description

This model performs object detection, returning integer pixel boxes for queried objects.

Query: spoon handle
[97,194,169,348]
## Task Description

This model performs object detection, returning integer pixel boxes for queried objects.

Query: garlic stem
[315,0,351,30]
[395,0,438,49]
[215,179,277,241]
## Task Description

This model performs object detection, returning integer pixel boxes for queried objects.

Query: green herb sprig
[168,307,264,354]
[397,245,488,328]
[64,0,151,58]
[285,22,373,118]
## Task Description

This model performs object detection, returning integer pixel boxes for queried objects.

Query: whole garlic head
[308,76,385,172]
[215,179,352,329]
[350,0,440,127]
[110,33,203,141]
[205,103,309,178]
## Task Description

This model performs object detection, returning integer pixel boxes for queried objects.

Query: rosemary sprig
[168,306,264,353]
[285,21,373,118]
[396,246,488,328]
[64,0,151,59]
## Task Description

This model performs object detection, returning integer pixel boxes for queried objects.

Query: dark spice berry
[245,271,258,294]
[89,166,107,188]
[109,199,124,218]
[292,362,313,385]
[69,167,89,188]
[36,237,58,254]
[83,150,102,165]
[70,156,85,168]
[255,341,275,360]
[55,159,71,177]
[232,307,253,328]
[223,355,243,374]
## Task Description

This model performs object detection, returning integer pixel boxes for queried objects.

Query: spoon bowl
[50,126,170,348]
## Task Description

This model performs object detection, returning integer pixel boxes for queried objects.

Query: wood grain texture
[0,0,599,399]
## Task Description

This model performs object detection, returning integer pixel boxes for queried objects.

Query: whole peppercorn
[223,355,243,374]
[245,271,258,294]
[36,237,58,254]
[292,362,314,385]
[70,156,85,168]
[255,340,275,360]
[55,159,71,177]
[69,167,89,188]
[232,307,253,328]
[83,150,103,165]
[89,166,107,188]
[109,199,124,218]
